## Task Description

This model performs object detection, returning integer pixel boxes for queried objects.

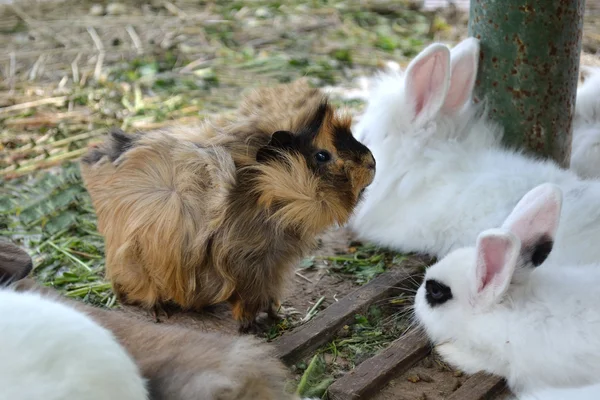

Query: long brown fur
[0,242,302,400]
[80,79,375,330]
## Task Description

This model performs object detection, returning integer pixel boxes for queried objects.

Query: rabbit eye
[314,150,331,163]
[425,279,452,307]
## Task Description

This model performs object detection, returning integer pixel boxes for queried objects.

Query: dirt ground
[372,356,513,400]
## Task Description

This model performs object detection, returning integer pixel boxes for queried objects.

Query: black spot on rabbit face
[425,279,453,307]
[82,129,138,165]
[530,236,554,267]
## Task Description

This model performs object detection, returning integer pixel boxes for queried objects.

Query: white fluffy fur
[571,66,600,179]
[348,41,600,181]
[415,184,600,394]
[0,289,147,400]
[516,383,600,400]
[349,38,600,266]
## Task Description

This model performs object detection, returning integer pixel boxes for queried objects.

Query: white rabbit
[571,66,600,179]
[0,240,317,400]
[348,38,600,267]
[0,288,148,400]
[414,183,600,394]
[347,40,600,180]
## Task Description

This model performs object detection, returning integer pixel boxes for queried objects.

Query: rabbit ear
[501,183,563,267]
[442,37,480,114]
[472,229,519,306]
[0,241,33,286]
[404,43,451,125]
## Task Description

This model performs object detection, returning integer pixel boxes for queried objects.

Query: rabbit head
[348,38,502,242]
[354,37,495,153]
[414,183,562,377]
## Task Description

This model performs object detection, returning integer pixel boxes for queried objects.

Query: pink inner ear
[443,59,476,113]
[509,202,559,244]
[443,39,479,113]
[407,52,448,120]
[476,234,514,293]
[503,184,562,247]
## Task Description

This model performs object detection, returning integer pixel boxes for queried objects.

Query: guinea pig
[10,281,315,400]
[80,79,376,331]
[1,242,317,400]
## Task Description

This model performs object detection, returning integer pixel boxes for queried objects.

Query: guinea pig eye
[425,279,453,307]
[314,150,331,163]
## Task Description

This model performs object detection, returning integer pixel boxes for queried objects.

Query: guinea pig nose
[367,162,375,170]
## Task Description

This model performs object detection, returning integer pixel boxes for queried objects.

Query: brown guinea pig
[80,79,376,331]
[0,245,311,400]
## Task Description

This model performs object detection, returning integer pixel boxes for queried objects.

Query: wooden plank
[327,329,430,400]
[274,267,418,365]
[447,373,508,400]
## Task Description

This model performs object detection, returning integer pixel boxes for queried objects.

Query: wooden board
[274,266,419,365]
[447,373,508,400]
[327,329,431,400]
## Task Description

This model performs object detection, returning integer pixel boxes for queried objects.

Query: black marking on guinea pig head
[425,279,453,307]
[256,130,296,163]
[299,101,376,205]
[81,128,138,165]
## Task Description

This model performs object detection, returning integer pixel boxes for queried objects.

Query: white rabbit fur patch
[516,383,600,400]
[349,38,600,267]
[415,184,600,394]
[571,66,600,179]
[0,289,147,400]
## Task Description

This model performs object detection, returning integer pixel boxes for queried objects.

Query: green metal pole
[468,0,585,168]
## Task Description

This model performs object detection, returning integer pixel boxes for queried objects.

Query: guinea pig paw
[238,312,280,335]
[238,319,263,335]
[266,300,282,320]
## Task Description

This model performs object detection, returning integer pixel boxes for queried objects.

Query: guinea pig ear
[404,43,451,126]
[0,241,33,286]
[256,130,295,163]
[501,183,563,267]
[442,37,479,114]
[472,229,520,307]
[81,128,138,165]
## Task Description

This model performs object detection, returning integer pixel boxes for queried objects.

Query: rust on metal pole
[469,0,585,167]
